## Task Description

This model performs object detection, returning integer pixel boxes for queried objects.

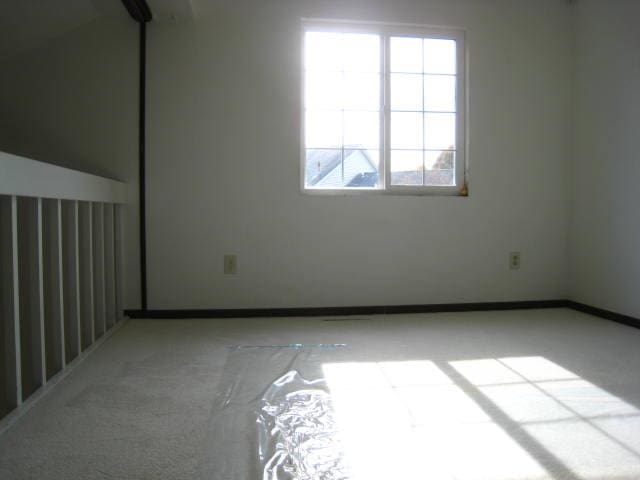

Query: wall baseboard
[125,300,640,332]
[567,301,640,330]
[125,300,568,319]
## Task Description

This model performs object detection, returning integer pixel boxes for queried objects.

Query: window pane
[306,149,379,188]
[304,29,384,189]
[305,110,342,148]
[391,73,423,111]
[305,32,343,71]
[391,112,423,149]
[343,34,380,72]
[425,150,455,186]
[305,149,343,187]
[424,112,455,150]
[390,37,423,73]
[344,111,379,149]
[344,72,380,110]
[344,149,379,187]
[424,38,456,74]
[305,71,343,109]
[391,150,423,185]
[307,153,344,188]
[424,75,456,112]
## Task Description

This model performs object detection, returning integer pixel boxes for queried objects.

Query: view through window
[303,22,465,193]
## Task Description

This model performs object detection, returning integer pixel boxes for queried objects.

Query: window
[302,21,466,195]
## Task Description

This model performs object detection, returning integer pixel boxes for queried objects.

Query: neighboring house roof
[307,148,378,188]
[306,148,454,187]
[391,169,454,186]
[389,149,454,186]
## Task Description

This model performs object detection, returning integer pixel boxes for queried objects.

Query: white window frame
[301,19,467,196]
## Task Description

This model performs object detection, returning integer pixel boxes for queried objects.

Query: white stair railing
[0,151,126,424]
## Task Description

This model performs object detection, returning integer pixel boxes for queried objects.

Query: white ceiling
[0,0,197,61]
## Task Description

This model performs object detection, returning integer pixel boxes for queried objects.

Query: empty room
[1,0,639,478]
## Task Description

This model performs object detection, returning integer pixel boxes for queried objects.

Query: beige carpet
[1,308,640,479]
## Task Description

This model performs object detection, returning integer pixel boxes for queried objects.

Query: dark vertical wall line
[120,0,152,311]
[139,21,148,310]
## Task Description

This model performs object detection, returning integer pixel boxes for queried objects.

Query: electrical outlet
[509,252,521,270]
[223,254,237,274]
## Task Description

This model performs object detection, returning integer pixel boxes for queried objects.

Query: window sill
[302,185,469,197]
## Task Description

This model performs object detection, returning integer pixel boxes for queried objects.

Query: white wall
[0,16,141,309]
[569,0,640,318]
[147,0,572,309]
[3,1,638,315]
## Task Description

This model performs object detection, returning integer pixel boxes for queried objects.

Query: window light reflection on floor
[319,357,640,480]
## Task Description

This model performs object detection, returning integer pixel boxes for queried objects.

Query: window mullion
[341,37,345,187]
[383,33,391,191]
[421,38,426,187]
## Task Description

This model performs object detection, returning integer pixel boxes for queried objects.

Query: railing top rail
[0,151,126,203]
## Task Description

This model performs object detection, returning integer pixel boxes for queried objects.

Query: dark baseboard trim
[567,301,640,330]
[125,299,568,319]
[120,0,152,310]
[124,300,640,332]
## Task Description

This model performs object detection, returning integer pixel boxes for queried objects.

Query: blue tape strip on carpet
[226,343,347,350]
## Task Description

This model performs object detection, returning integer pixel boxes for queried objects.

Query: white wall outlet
[223,254,237,274]
[509,252,521,270]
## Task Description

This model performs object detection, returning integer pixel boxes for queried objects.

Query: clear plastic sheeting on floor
[203,341,640,480]
[202,344,351,480]
[259,371,347,480]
